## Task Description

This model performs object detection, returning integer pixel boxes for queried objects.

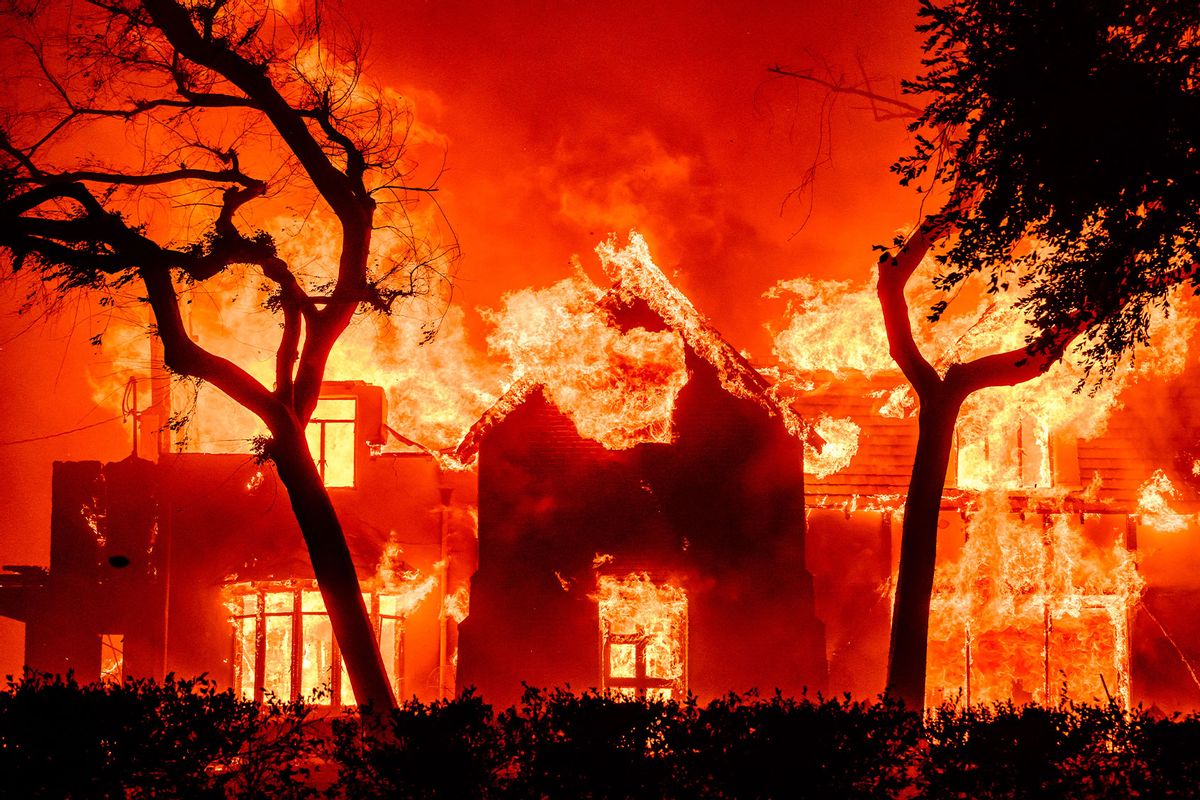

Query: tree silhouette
[0,0,453,709]
[878,0,1200,710]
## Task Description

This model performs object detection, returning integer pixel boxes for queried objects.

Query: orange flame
[594,573,688,700]
[1136,470,1191,533]
[926,493,1143,707]
[483,264,688,450]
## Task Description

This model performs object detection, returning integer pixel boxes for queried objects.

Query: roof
[446,233,814,467]
[787,366,1200,516]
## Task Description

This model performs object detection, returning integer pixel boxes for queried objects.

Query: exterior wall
[4,441,476,703]
[458,353,827,705]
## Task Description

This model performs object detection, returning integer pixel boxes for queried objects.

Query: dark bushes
[5,672,1200,798]
[0,672,322,799]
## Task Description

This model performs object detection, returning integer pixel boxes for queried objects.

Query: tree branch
[876,221,944,397]
[140,265,286,428]
[770,65,923,119]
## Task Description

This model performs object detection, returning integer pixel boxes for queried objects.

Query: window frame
[227,580,408,705]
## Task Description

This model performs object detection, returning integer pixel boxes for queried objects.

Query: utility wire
[0,414,123,446]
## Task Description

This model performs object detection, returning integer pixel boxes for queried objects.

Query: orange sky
[0,0,925,671]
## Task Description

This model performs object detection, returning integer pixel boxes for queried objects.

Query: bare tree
[0,0,453,709]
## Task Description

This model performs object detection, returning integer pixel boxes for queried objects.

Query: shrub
[328,690,504,799]
[8,672,1200,798]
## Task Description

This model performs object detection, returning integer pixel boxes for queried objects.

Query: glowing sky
[0,0,925,671]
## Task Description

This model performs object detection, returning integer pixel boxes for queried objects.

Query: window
[956,415,1057,491]
[596,574,688,700]
[100,633,123,683]
[924,513,1139,707]
[305,398,357,488]
[226,579,425,704]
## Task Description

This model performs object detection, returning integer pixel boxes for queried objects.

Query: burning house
[792,365,1200,712]
[2,230,1198,712]
[0,381,478,704]
[0,235,829,705]
[449,238,828,704]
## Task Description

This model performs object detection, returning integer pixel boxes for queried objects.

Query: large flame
[483,265,688,450]
[1136,470,1191,533]
[776,261,1194,706]
[926,494,1144,707]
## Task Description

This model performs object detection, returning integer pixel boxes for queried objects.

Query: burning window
[956,415,1053,490]
[305,398,357,488]
[596,574,688,700]
[100,633,123,683]
[226,579,429,704]
[925,501,1143,707]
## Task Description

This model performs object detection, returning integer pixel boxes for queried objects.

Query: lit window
[596,574,688,700]
[956,415,1053,490]
[100,633,123,683]
[925,512,1140,707]
[226,579,427,704]
[306,398,357,488]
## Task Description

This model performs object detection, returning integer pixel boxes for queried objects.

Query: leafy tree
[0,0,452,708]
[878,0,1200,710]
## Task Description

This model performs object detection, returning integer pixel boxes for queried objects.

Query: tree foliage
[899,0,1200,374]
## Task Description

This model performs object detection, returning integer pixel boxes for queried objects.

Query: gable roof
[447,235,812,467]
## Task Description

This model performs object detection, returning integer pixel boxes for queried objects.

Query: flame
[81,502,107,547]
[1136,470,1191,533]
[807,414,860,479]
[878,385,916,419]
[594,573,688,700]
[926,493,1144,706]
[443,585,470,624]
[483,263,688,450]
[767,277,895,378]
[774,264,1195,705]
[599,233,809,439]
[374,541,437,616]
[773,264,1195,491]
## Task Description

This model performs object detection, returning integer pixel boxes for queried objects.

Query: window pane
[302,611,334,702]
[322,422,355,488]
[302,590,326,613]
[100,634,123,684]
[340,656,354,705]
[379,617,402,697]
[313,399,356,421]
[339,593,373,705]
[608,643,637,679]
[236,616,256,701]
[263,614,292,700]
[265,591,293,615]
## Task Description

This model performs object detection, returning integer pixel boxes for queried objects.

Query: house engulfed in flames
[447,238,828,703]
[2,232,1200,710]
[0,238,828,704]
[791,365,1200,711]
[0,381,478,704]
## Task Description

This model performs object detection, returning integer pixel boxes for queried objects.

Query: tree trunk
[886,389,963,712]
[270,422,396,710]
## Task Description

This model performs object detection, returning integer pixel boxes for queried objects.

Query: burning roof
[448,233,815,467]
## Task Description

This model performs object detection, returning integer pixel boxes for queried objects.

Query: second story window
[956,415,1061,491]
[306,398,357,488]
